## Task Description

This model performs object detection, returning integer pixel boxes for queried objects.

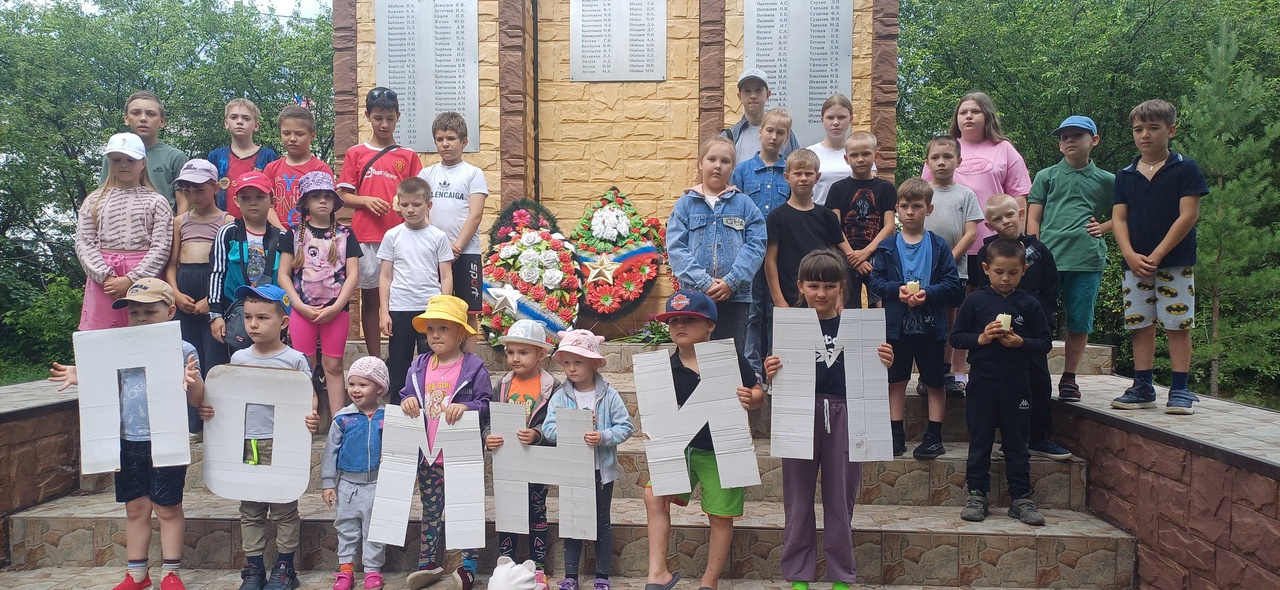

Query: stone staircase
[5,340,1135,588]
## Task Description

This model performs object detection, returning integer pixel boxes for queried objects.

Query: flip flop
[643,571,681,590]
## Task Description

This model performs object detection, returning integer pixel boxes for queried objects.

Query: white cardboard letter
[74,322,190,474]
[633,339,759,497]
[369,406,485,549]
[490,403,596,539]
[769,308,893,461]
[202,364,313,503]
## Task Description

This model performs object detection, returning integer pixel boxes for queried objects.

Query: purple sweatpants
[780,394,863,583]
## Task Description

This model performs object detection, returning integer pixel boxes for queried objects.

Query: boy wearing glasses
[339,87,424,360]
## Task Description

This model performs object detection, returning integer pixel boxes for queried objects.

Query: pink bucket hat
[553,329,607,366]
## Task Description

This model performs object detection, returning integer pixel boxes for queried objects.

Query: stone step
[7,491,1134,587]
[0,566,1051,590]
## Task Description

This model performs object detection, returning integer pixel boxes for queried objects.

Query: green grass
[0,361,50,386]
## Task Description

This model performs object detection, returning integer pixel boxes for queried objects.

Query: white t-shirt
[418,161,489,255]
[573,388,595,411]
[808,142,852,206]
[231,346,312,439]
[378,223,455,311]
[734,124,762,165]
[924,184,983,279]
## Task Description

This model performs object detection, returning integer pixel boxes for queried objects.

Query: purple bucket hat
[297,170,343,211]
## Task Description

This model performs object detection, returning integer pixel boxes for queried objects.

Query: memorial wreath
[570,187,666,320]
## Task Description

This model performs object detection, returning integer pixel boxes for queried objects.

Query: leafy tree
[1178,24,1280,397]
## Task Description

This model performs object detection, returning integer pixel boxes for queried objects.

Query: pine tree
[1180,23,1280,397]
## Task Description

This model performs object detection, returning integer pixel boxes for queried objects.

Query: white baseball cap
[174,159,219,185]
[104,133,146,160]
[498,319,554,351]
[738,68,770,89]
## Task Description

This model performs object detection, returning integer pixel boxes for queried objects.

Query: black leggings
[176,263,227,433]
[563,471,615,579]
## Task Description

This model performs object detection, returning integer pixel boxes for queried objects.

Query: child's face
[242,299,288,344]
[107,153,146,185]
[126,301,175,326]
[235,188,273,222]
[798,280,843,316]
[368,108,400,142]
[124,98,164,141]
[983,255,1026,295]
[844,139,877,176]
[304,191,337,222]
[347,375,382,410]
[896,199,932,231]
[505,343,546,377]
[176,181,218,210]
[956,100,985,139]
[784,166,819,195]
[398,192,431,225]
[699,143,735,189]
[985,205,1022,239]
[557,352,598,386]
[927,146,960,181]
[225,106,260,140]
[667,315,715,348]
[737,79,769,116]
[759,120,790,156]
[434,130,466,163]
[279,118,316,158]
[1057,128,1099,160]
[1131,118,1175,157]
[422,320,465,356]
[822,106,852,140]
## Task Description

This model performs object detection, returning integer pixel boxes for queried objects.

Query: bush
[2,276,82,366]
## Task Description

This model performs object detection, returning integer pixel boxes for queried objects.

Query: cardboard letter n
[491,403,596,539]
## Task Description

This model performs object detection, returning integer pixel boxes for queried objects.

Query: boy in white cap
[543,329,633,590]
[485,319,562,589]
[721,68,799,161]
[322,355,392,590]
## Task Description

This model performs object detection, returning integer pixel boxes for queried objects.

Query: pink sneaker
[534,570,549,590]
[333,571,354,590]
[363,572,384,589]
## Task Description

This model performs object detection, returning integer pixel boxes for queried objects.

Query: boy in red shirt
[262,105,334,230]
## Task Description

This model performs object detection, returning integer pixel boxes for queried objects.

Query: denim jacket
[666,186,767,303]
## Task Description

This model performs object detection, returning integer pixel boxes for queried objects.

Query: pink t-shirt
[923,139,1031,254]
[418,356,465,463]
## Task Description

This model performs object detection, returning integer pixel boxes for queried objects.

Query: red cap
[231,171,273,198]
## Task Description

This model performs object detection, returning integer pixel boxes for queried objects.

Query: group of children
[69,74,1207,590]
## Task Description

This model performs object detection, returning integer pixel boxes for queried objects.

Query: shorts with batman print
[1122,267,1194,331]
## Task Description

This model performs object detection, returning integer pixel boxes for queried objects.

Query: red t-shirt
[263,156,334,229]
[338,143,423,243]
[224,151,260,218]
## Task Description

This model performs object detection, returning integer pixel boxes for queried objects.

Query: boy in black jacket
[971,195,1071,461]
[951,237,1052,526]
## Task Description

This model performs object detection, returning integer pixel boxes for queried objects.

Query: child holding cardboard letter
[49,278,204,590]
[761,250,894,590]
[322,356,391,590]
[485,319,562,589]
[644,289,764,590]
[543,328,634,590]
[950,238,1053,526]
[398,295,493,590]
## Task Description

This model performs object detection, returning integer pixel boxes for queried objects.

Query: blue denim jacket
[667,187,767,303]
[730,155,790,219]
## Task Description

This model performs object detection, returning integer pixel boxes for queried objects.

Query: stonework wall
[1053,411,1280,590]
[0,402,80,565]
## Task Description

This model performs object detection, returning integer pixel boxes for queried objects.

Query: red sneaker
[111,572,153,590]
[160,572,187,590]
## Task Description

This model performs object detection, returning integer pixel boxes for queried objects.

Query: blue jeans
[744,269,772,377]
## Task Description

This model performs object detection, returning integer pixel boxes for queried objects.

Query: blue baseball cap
[655,289,718,323]
[234,284,292,315]
[1052,115,1098,137]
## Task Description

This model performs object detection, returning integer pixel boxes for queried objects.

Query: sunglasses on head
[368,88,397,102]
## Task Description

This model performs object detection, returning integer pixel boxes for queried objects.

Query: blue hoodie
[321,404,384,487]
[869,231,962,340]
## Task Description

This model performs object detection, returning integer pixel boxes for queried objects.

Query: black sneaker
[912,437,945,460]
[960,491,989,522]
[1008,498,1046,526]
[262,562,299,590]
[1058,378,1081,402]
[892,430,906,457]
[239,564,266,590]
[944,374,966,398]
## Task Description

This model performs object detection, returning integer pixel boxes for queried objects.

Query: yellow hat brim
[412,310,477,335]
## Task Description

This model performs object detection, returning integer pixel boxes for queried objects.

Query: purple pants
[781,394,863,583]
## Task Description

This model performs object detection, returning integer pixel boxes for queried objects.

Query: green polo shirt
[1028,159,1115,272]
[100,140,188,210]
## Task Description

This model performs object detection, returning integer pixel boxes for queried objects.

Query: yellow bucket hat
[413,294,477,335]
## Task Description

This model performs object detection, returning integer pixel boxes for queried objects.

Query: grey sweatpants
[336,478,385,571]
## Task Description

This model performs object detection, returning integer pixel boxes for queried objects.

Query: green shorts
[1060,271,1103,334]
[648,448,744,517]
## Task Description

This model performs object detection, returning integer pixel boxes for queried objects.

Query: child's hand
[763,355,782,381]
[898,285,912,303]
[1086,216,1103,238]
[444,403,467,424]
[706,278,732,301]
[877,343,894,368]
[485,434,504,450]
[401,397,421,418]
[736,386,759,410]
[199,402,215,421]
[380,313,394,337]
[856,260,874,275]
[355,194,391,216]
[516,429,539,445]
[103,276,133,298]
[48,362,77,391]
[294,302,318,322]
[305,410,320,433]
[907,290,927,308]
[183,354,202,391]
[978,320,1004,345]
[845,250,861,266]
[998,330,1024,348]
[584,430,602,446]
[1124,252,1156,278]
[176,291,198,314]
[194,298,209,315]
[314,305,340,325]
[451,242,464,259]
[322,488,337,508]
[211,317,226,343]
